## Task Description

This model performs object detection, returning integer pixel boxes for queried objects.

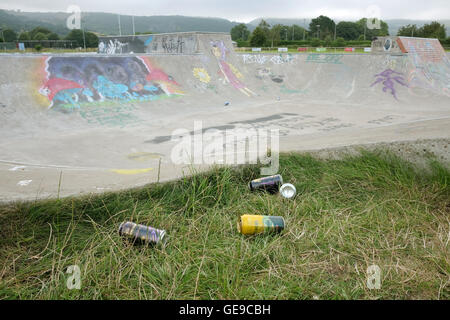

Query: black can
[249,174,283,194]
[118,221,166,246]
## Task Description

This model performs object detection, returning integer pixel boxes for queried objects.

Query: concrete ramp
[0,33,449,202]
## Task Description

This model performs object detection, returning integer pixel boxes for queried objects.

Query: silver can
[118,221,166,245]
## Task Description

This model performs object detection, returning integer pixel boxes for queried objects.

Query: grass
[0,150,449,300]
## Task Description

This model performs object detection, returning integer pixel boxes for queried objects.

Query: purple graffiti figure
[371,69,408,99]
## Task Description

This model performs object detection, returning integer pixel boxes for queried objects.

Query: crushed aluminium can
[237,214,285,235]
[118,221,166,245]
[280,183,297,199]
[249,174,283,194]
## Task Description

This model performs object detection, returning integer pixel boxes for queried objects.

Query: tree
[18,32,30,41]
[30,27,52,40]
[65,29,85,47]
[420,21,446,39]
[397,24,419,37]
[258,19,271,42]
[356,18,389,39]
[310,38,321,47]
[310,16,336,39]
[269,24,282,47]
[250,27,267,47]
[85,32,99,48]
[65,30,99,48]
[288,25,308,41]
[336,21,361,40]
[230,24,250,41]
[332,37,346,47]
[2,29,17,42]
[33,32,48,41]
[47,33,60,41]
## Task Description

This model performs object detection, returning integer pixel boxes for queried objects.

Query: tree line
[0,26,99,48]
[231,16,449,47]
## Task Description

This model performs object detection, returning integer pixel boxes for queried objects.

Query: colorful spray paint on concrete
[371,69,408,99]
[398,37,450,96]
[193,68,211,83]
[39,56,184,111]
[306,54,343,64]
[211,40,255,96]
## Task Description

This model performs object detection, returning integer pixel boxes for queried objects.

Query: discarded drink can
[249,174,283,194]
[237,214,285,235]
[280,183,297,199]
[118,221,166,245]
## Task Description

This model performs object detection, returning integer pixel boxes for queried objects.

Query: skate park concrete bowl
[1,33,449,202]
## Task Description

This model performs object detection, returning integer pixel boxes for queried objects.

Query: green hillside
[0,9,240,36]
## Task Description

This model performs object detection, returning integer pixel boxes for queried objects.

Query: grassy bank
[0,150,449,300]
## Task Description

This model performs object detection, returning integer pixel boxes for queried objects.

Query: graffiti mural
[242,54,297,65]
[306,54,343,64]
[255,68,284,83]
[149,34,198,54]
[98,34,198,54]
[211,40,255,96]
[398,37,450,96]
[371,37,403,54]
[99,39,132,54]
[371,69,408,99]
[193,68,211,83]
[39,56,183,110]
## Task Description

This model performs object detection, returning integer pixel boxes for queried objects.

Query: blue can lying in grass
[118,221,166,246]
[249,174,283,194]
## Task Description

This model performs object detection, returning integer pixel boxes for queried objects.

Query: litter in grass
[280,183,297,199]
[118,221,166,246]
[237,214,285,235]
[249,174,283,194]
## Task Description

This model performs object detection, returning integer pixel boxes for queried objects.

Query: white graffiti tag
[242,54,297,65]
[99,39,129,54]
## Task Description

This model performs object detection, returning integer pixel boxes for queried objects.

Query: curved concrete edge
[1,118,448,204]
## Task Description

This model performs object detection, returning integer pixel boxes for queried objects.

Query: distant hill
[0,9,240,36]
[1,9,449,38]
[248,17,450,36]
[248,18,312,29]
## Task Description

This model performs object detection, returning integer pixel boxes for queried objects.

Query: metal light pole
[132,16,135,36]
[82,29,86,51]
[364,21,366,41]
[303,19,306,40]
[334,22,336,41]
[80,14,86,51]
[118,14,122,36]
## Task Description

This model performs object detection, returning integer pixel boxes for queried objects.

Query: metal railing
[0,40,78,51]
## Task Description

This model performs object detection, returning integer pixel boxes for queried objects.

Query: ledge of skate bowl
[0,33,449,201]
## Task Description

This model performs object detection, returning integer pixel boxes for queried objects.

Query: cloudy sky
[1,0,449,22]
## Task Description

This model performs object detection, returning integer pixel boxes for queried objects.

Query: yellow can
[237,215,285,235]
